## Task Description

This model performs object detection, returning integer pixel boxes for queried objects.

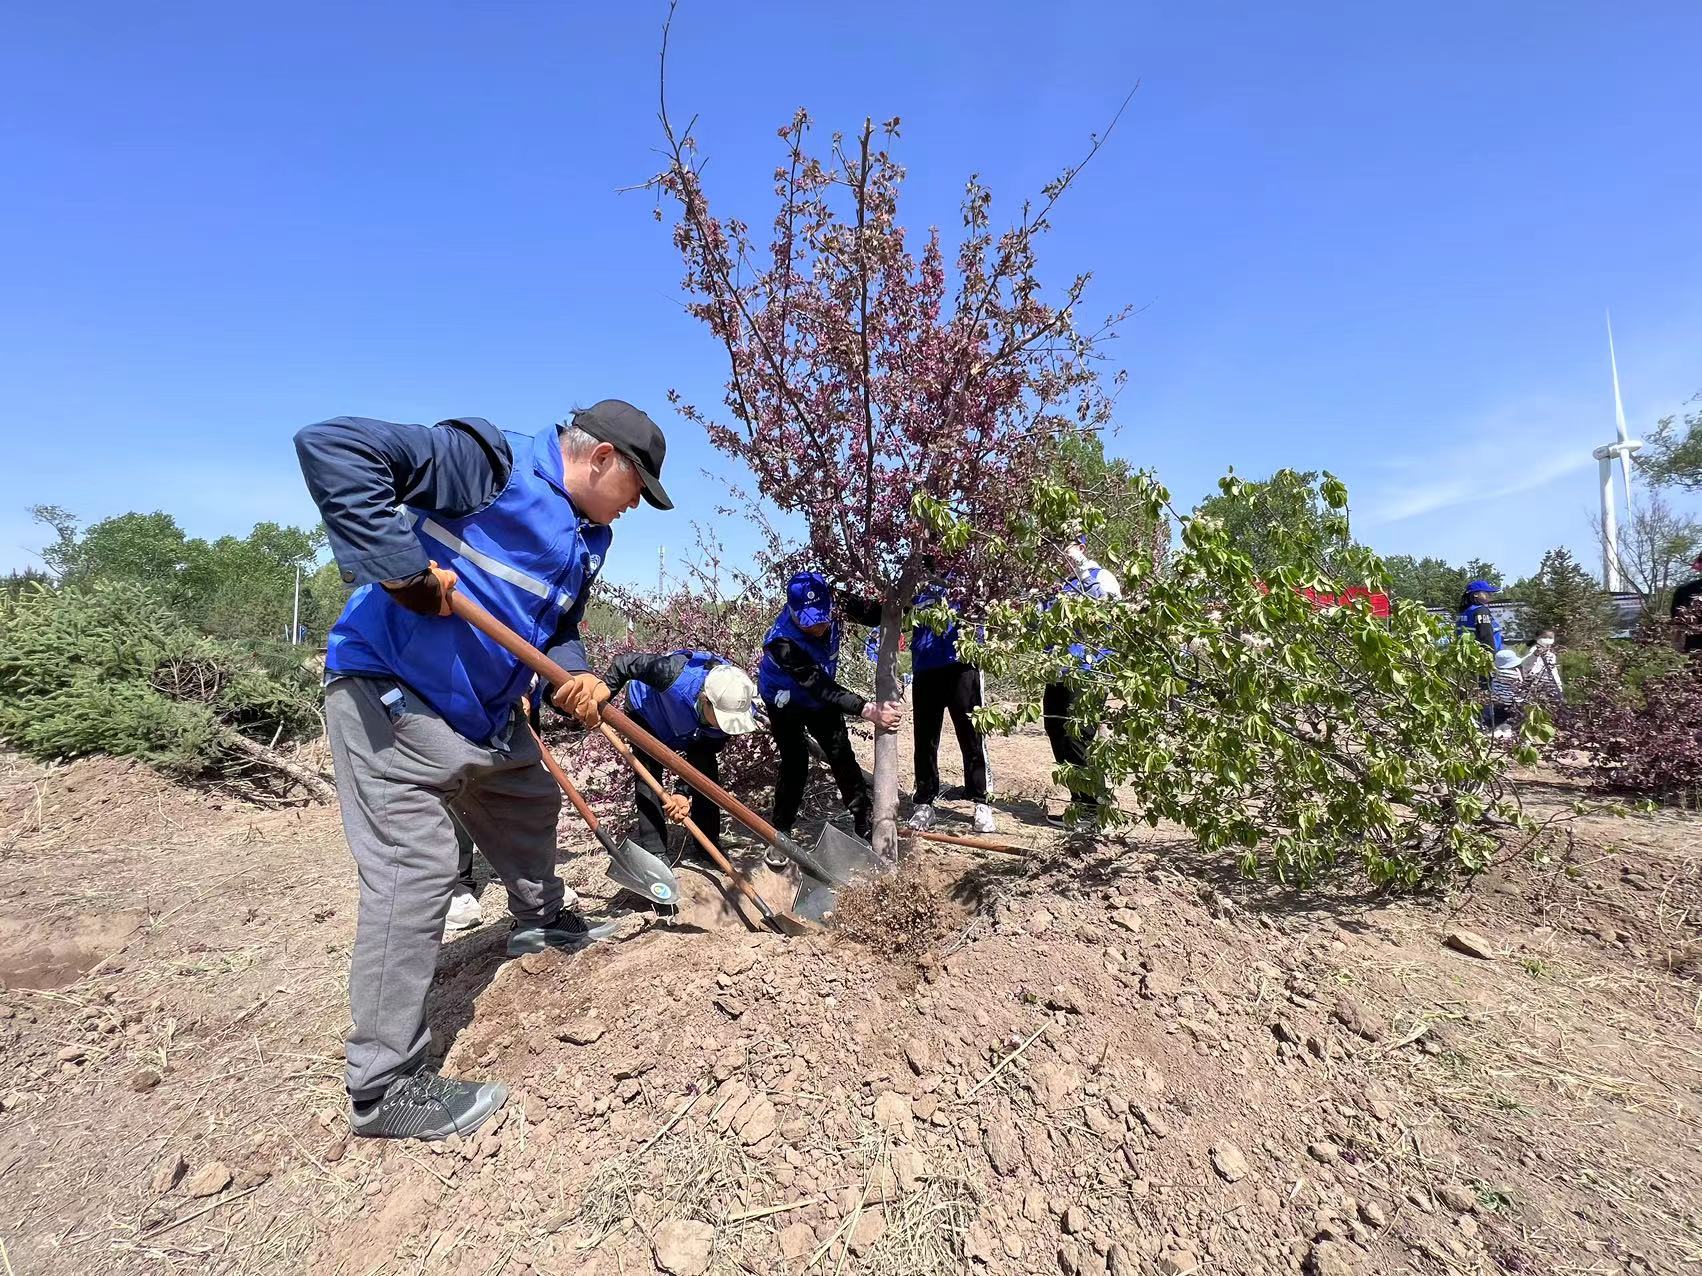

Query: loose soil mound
[0,739,1697,1276]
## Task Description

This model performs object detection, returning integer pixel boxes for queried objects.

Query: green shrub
[0,579,321,780]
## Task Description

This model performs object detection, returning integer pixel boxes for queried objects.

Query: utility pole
[291,564,302,645]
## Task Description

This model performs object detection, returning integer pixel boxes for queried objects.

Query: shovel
[527,725,682,908]
[597,724,817,937]
[446,591,881,922]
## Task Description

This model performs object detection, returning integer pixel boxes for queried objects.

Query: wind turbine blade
[1607,310,1630,444]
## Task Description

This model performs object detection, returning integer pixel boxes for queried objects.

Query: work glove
[551,673,611,728]
[382,561,457,617]
[661,792,691,822]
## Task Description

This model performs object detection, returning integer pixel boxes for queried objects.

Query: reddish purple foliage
[1559,606,1702,800]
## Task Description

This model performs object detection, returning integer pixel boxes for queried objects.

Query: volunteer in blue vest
[906,572,996,835]
[1456,581,1502,652]
[294,401,670,1142]
[602,649,759,860]
[1044,543,1122,827]
[758,571,901,865]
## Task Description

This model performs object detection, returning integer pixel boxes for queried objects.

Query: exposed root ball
[828,865,948,959]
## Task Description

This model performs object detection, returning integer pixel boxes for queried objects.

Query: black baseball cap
[567,399,673,510]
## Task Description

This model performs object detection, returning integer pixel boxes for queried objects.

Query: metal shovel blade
[605,837,683,908]
[792,822,884,922]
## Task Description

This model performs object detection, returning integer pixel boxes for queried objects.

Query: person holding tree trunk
[602,649,759,863]
[295,400,671,1143]
[1044,543,1122,827]
[906,572,996,835]
[758,571,902,868]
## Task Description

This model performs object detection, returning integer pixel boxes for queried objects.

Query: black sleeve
[604,650,689,694]
[834,589,885,628]
[765,637,867,717]
[293,416,511,586]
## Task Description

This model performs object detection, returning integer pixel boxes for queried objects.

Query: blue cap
[1466,580,1497,595]
[787,571,832,627]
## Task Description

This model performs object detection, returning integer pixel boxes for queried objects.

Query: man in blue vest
[1044,543,1122,827]
[603,649,759,860]
[906,572,996,835]
[294,400,670,1142]
[758,571,901,866]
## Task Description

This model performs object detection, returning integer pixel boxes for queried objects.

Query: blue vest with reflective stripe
[910,585,962,672]
[326,424,612,746]
[758,608,840,711]
[626,651,726,751]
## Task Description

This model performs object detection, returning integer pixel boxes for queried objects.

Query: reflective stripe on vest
[326,423,610,746]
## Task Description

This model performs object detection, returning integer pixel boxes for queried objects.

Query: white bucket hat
[701,665,759,736]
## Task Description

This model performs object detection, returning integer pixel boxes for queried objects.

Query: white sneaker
[907,804,936,831]
[445,890,483,931]
[972,803,997,834]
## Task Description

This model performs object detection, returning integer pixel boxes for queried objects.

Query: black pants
[768,701,870,837]
[1043,681,1100,810]
[912,662,988,804]
[450,807,479,892]
[628,709,723,858]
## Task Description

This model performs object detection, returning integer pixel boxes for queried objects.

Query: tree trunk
[869,601,905,862]
[223,731,337,803]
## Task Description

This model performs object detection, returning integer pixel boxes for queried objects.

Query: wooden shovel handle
[527,724,600,832]
[597,724,782,925]
[905,829,1027,855]
[447,589,789,850]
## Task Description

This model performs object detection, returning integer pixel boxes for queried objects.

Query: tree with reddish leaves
[652,8,1131,854]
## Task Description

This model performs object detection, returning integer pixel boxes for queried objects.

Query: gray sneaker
[350,1070,506,1141]
[907,803,936,831]
[505,909,618,957]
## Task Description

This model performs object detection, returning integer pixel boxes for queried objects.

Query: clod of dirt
[558,1018,605,1045]
[150,1152,187,1195]
[652,1217,715,1275]
[183,1161,232,1199]
[1436,1183,1478,1213]
[1210,1141,1248,1182]
[827,866,947,959]
[1443,927,1497,960]
[1307,1240,1365,1276]
[778,1222,814,1261]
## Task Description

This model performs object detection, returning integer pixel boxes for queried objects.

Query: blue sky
[3,1,1699,589]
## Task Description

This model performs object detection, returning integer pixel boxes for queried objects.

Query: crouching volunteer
[907,570,997,835]
[603,649,759,863]
[758,571,902,865]
[294,400,671,1142]
[1043,542,1122,828]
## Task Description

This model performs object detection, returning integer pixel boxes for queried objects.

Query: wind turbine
[1591,312,1642,591]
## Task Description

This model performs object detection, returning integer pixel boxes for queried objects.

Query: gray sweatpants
[324,676,565,1100]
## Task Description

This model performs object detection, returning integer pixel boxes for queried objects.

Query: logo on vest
[588,554,603,572]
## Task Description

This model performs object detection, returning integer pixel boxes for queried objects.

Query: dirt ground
[1,723,1699,1276]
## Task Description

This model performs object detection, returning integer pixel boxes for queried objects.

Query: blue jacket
[321,423,611,746]
[910,585,962,673]
[1457,603,1503,653]
[615,650,728,752]
[1053,569,1116,673]
[759,607,843,712]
